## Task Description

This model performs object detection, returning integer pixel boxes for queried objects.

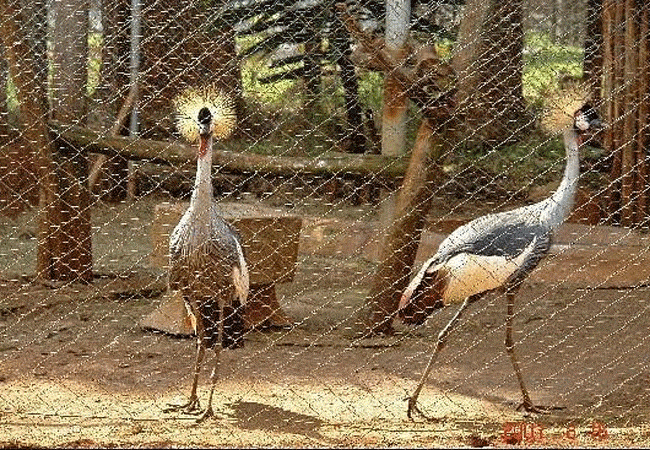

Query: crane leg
[406,297,473,421]
[505,290,562,414]
[164,307,205,415]
[196,311,224,423]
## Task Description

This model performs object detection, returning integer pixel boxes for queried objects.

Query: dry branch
[87,80,139,190]
[336,3,456,123]
[49,121,408,178]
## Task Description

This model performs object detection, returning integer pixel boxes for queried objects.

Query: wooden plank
[637,5,649,220]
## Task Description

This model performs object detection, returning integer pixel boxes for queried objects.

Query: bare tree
[381,0,411,157]
[336,4,456,335]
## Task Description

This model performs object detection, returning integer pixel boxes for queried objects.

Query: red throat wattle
[198,134,209,158]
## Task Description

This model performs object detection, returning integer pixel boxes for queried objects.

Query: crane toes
[163,397,202,415]
[193,406,215,424]
[405,396,440,422]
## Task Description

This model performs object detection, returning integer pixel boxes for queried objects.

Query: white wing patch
[232,239,249,304]
[441,238,537,304]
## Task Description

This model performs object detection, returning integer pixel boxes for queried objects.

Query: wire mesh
[0,0,649,447]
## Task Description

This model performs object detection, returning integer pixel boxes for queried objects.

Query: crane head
[174,85,236,143]
[574,103,602,133]
[398,264,446,326]
[198,107,212,137]
[573,103,603,146]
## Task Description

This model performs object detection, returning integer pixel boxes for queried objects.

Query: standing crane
[398,101,602,420]
[164,87,249,422]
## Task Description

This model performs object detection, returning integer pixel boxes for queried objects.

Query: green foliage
[522,32,584,108]
[459,132,566,188]
[241,51,303,108]
[5,76,19,113]
[357,70,384,113]
[87,32,103,97]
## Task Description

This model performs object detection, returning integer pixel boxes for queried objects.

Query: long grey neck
[189,135,214,226]
[541,128,580,228]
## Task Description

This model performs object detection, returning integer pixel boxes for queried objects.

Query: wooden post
[621,0,638,226]
[637,5,649,222]
[0,0,61,280]
[50,0,93,282]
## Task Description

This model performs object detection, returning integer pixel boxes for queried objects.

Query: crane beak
[198,121,211,136]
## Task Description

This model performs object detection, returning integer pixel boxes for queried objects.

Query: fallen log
[49,121,408,178]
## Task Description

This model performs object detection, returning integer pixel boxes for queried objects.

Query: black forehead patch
[198,107,212,125]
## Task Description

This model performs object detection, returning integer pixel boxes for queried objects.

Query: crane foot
[516,400,565,414]
[163,396,202,415]
[193,406,215,424]
[405,396,440,422]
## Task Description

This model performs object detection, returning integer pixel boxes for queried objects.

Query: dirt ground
[1,195,650,448]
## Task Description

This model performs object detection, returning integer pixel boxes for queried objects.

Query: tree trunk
[335,29,366,154]
[453,0,531,148]
[0,47,7,140]
[304,39,322,111]
[0,0,61,281]
[584,0,603,101]
[381,0,410,157]
[51,0,93,282]
[364,120,445,335]
[603,0,650,227]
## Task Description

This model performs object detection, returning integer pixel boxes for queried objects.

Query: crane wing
[436,211,550,262]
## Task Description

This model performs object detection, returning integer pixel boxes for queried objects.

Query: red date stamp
[502,421,608,445]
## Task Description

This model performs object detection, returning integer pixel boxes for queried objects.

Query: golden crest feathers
[540,77,592,134]
[174,86,237,142]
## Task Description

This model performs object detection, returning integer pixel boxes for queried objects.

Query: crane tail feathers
[398,263,447,326]
[198,296,246,350]
[221,299,245,349]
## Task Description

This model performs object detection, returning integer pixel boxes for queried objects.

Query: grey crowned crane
[164,87,249,422]
[398,102,602,420]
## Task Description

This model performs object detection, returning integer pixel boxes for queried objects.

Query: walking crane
[398,99,602,419]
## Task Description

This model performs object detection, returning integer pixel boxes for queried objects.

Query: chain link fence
[1,0,649,446]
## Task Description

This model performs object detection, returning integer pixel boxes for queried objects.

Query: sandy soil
[1,196,650,448]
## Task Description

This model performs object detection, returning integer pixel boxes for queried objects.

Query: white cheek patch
[575,112,590,131]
